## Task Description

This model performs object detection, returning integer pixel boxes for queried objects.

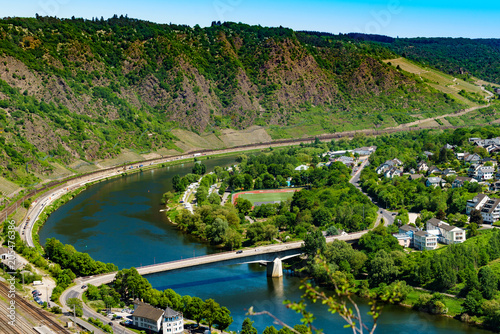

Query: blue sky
[2,0,499,38]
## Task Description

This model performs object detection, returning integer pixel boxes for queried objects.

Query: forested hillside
[0,16,469,187]
[382,37,500,85]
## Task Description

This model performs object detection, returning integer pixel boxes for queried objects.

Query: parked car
[81,285,87,289]
[236,250,243,254]
[32,290,39,295]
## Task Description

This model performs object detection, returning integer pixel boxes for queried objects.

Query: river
[39,155,489,333]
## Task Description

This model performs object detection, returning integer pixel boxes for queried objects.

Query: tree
[186,297,204,325]
[192,162,207,175]
[312,207,332,227]
[478,266,498,300]
[302,230,326,257]
[67,298,83,317]
[214,306,232,331]
[462,289,483,315]
[263,326,279,334]
[470,209,483,225]
[368,250,397,287]
[236,198,252,215]
[161,191,174,205]
[240,318,258,334]
[202,299,219,331]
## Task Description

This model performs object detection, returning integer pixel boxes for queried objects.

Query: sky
[1,0,499,38]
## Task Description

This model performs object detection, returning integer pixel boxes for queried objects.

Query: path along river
[39,155,489,333]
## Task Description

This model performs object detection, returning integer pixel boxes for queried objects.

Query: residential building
[481,157,498,167]
[417,161,429,173]
[423,151,434,158]
[133,300,164,333]
[414,231,438,251]
[408,174,424,181]
[466,193,490,215]
[452,176,477,188]
[393,233,411,248]
[335,156,355,167]
[163,307,184,334]
[376,158,402,175]
[486,145,500,154]
[132,299,184,334]
[463,153,482,164]
[490,181,500,192]
[427,166,442,175]
[352,146,377,156]
[442,143,455,150]
[426,218,466,245]
[384,166,403,179]
[476,165,495,181]
[480,198,500,223]
[399,224,418,247]
[442,168,456,177]
[426,177,442,187]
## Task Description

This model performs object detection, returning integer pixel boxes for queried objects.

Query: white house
[480,198,500,223]
[426,218,466,245]
[133,300,164,333]
[376,158,402,175]
[417,161,429,172]
[352,146,377,156]
[476,165,495,181]
[414,231,438,251]
[163,307,184,334]
[466,193,490,215]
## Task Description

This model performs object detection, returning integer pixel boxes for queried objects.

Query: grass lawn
[404,290,463,316]
[237,191,297,205]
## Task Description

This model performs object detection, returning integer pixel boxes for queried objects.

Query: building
[480,198,500,223]
[408,174,424,181]
[477,165,495,181]
[393,233,411,248]
[376,158,402,175]
[398,224,419,247]
[426,177,442,187]
[490,181,500,192]
[481,157,498,167]
[466,193,490,215]
[451,176,477,188]
[352,146,377,156]
[334,156,355,167]
[417,161,429,173]
[427,166,442,175]
[442,168,456,177]
[294,165,309,171]
[414,231,438,251]
[133,300,164,333]
[162,307,184,334]
[384,166,403,179]
[426,218,466,245]
[463,153,482,164]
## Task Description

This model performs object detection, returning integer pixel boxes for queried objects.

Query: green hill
[0,16,488,192]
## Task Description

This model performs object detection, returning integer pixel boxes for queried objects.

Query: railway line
[0,283,70,334]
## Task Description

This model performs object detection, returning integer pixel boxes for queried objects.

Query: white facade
[414,231,437,251]
[163,308,184,334]
[426,218,466,245]
[481,199,500,223]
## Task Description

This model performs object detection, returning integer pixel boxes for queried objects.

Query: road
[349,157,396,226]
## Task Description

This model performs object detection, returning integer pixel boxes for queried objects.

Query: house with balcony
[466,193,490,215]
[398,224,419,247]
[476,165,495,181]
[414,231,438,251]
[480,198,500,223]
[426,218,466,245]
[376,158,402,175]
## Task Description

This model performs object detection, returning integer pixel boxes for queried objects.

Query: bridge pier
[266,258,283,278]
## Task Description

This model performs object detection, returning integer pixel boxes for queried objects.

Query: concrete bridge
[136,231,367,278]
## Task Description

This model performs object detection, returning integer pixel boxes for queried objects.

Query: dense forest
[0,16,468,187]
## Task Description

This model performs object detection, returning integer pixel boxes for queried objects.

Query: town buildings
[133,299,184,334]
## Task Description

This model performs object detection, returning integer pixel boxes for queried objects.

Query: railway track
[0,283,70,334]
[0,300,35,334]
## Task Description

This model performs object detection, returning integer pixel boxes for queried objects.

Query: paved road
[349,158,395,226]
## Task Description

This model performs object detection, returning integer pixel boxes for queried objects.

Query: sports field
[232,188,301,205]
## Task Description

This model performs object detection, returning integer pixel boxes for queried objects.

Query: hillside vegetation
[0,16,482,191]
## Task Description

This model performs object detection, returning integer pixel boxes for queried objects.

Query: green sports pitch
[235,190,298,205]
